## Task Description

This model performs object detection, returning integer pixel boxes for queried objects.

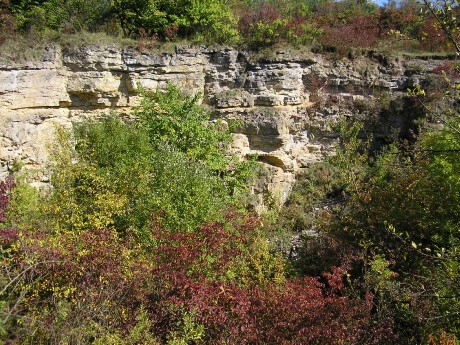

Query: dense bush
[83,0,240,43]
[44,85,253,238]
[272,117,460,342]
[419,16,452,52]
[10,0,112,33]
[0,177,15,223]
[320,14,380,49]
[0,0,457,52]
[0,83,405,344]
[0,209,386,344]
[135,84,231,167]
[0,1,16,44]
[238,1,322,48]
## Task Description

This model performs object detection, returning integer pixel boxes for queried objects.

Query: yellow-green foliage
[45,127,127,234]
[236,233,286,286]
[166,311,205,345]
[4,227,144,345]
[93,307,159,345]
[3,177,41,230]
[185,0,240,44]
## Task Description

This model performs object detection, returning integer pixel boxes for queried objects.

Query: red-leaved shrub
[0,177,15,223]
[432,61,460,80]
[419,17,451,52]
[1,211,394,344]
[163,274,375,344]
[321,15,380,49]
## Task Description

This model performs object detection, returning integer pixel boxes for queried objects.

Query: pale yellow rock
[67,71,129,106]
[0,69,70,109]
[0,45,425,209]
[67,71,123,94]
[0,109,70,181]
[230,133,251,157]
[251,163,295,212]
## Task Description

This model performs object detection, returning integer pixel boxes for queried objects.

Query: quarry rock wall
[0,45,445,208]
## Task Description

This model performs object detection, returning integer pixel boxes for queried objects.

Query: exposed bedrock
[0,45,447,210]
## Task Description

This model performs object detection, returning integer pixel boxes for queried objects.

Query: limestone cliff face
[0,45,446,208]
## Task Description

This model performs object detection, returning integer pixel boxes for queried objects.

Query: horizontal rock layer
[0,45,446,209]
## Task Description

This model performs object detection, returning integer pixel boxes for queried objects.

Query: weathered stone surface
[0,45,446,208]
[251,163,295,212]
[63,45,125,71]
[0,108,71,182]
[67,71,129,107]
[254,94,285,106]
[214,90,254,108]
[0,69,70,109]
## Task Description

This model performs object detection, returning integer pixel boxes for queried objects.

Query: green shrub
[11,0,111,33]
[46,118,227,238]
[3,176,42,231]
[183,0,240,44]
[45,126,128,234]
[135,84,231,168]
[109,0,239,43]
[45,85,253,237]
[110,0,168,38]
[292,116,460,340]
[135,84,254,193]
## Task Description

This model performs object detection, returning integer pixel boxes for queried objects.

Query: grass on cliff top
[0,31,137,63]
[0,30,203,63]
[1,29,456,65]
[0,35,48,63]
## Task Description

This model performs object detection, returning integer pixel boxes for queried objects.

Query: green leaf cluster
[41,85,253,239]
[135,84,230,167]
[11,0,111,33]
[291,117,460,340]
[103,0,240,43]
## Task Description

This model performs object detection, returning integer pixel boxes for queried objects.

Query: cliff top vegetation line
[1,0,459,55]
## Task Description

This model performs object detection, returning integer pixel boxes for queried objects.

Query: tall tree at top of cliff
[110,0,239,43]
[9,0,111,32]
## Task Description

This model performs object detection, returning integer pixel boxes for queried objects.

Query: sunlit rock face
[0,44,444,209]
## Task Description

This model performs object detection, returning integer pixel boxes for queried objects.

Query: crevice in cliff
[0,45,450,207]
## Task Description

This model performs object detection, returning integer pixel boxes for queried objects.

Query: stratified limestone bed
[0,45,447,210]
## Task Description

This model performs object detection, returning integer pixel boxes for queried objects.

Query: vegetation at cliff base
[1,74,460,343]
[1,84,385,344]
[270,118,460,343]
[1,0,460,343]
